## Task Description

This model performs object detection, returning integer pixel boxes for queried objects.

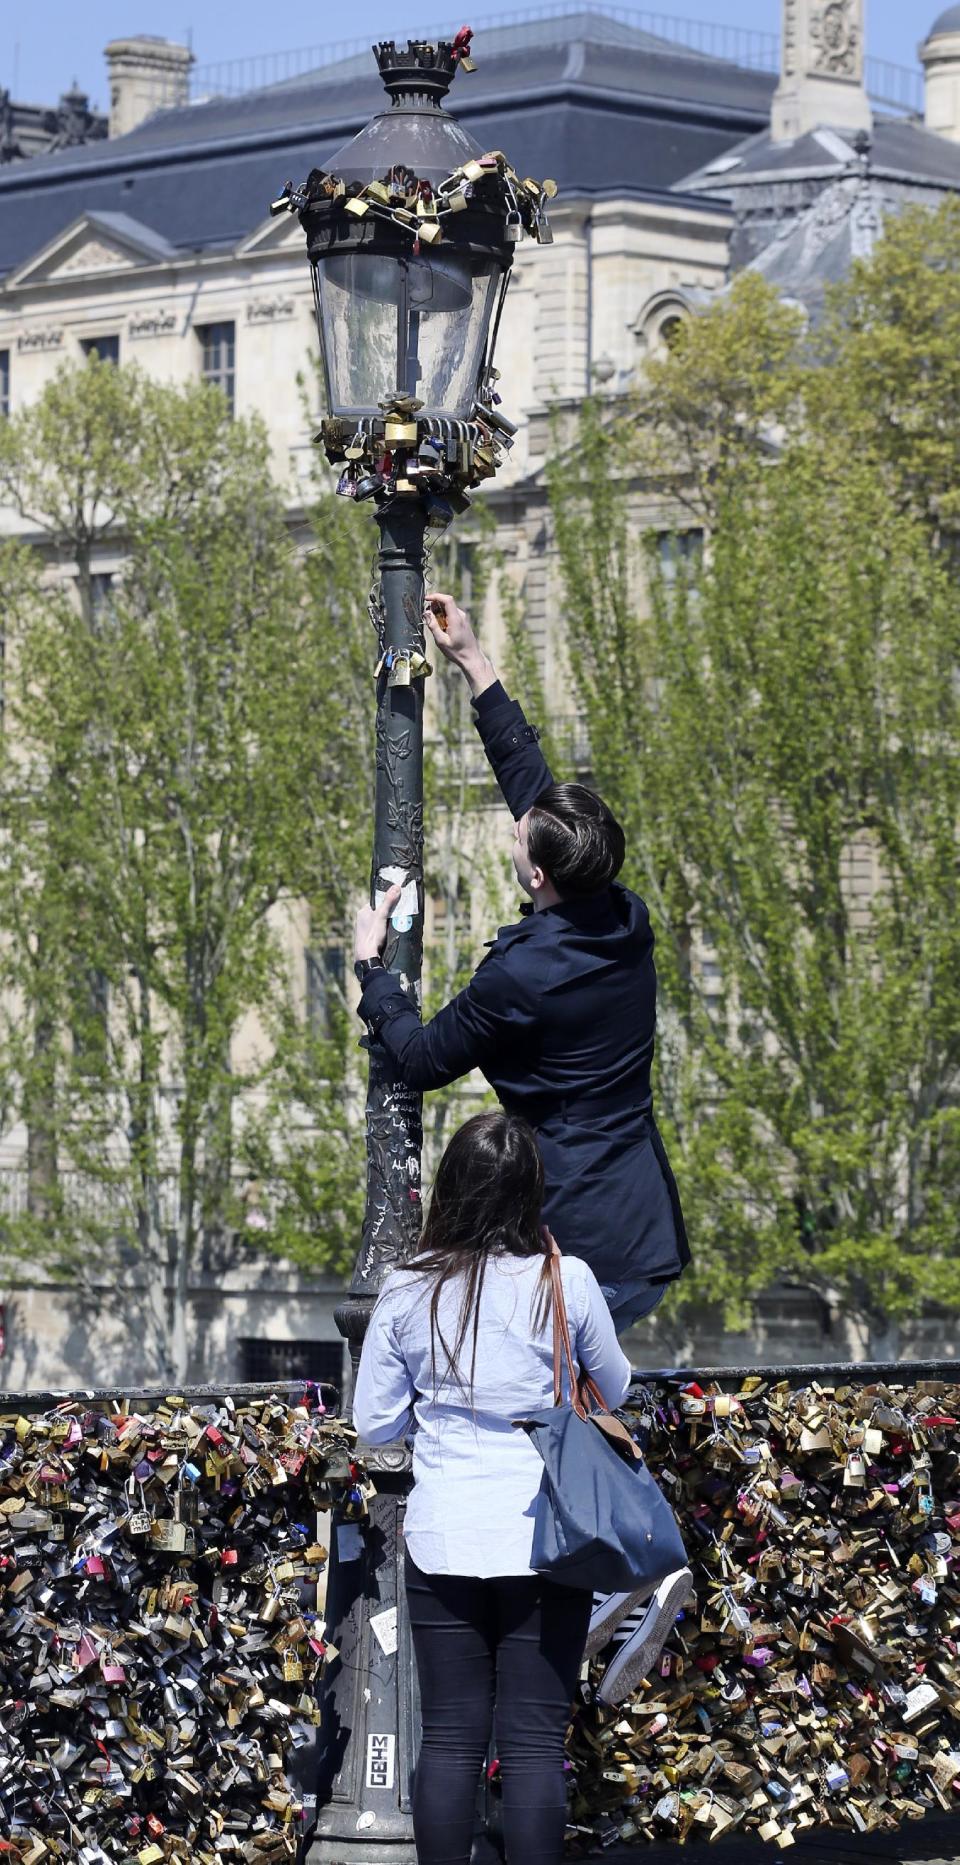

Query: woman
[353,1110,631,1865]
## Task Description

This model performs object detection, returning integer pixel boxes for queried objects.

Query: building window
[0,351,9,418]
[198,321,235,412]
[90,573,114,621]
[659,315,685,350]
[81,334,120,364]
[657,530,703,585]
[239,1336,344,1400]
[306,942,345,1039]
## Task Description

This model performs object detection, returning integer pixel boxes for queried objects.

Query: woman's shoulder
[558,1252,595,1286]
[558,1253,603,1315]
[374,1266,431,1311]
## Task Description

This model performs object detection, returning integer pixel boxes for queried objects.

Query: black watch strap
[354,956,386,987]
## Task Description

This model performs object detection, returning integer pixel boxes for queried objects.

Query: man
[353,592,692,1701]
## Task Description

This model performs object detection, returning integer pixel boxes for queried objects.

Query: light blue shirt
[353,1252,632,1577]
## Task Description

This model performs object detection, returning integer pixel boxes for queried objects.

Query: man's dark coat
[357,681,689,1301]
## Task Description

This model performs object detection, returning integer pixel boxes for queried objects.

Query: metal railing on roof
[865,54,925,116]
[188,3,781,100]
[188,5,925,119]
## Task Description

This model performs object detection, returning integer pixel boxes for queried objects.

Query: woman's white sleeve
[352,1280,416,1444]
[573,1264,633,1407]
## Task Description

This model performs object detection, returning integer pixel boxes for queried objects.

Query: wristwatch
[354,956,386,988]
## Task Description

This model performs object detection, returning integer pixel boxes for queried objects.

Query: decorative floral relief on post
[358,1060,423,1285]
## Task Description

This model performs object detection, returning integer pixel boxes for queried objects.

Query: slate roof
[745,171,894,313]
[678,113,960,279]
[683,118,960,193]
[930,5,960,32]
[0,14,773,281]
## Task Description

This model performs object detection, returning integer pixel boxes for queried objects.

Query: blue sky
[3,1,939,113]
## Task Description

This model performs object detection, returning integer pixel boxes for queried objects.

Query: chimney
[920,8,960,141]
[771,0,872,143]
[104,36,193,137]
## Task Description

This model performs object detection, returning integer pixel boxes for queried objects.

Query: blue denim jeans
[600,1277,669,1335]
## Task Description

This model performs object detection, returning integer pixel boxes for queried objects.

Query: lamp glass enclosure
[313,250,503,419]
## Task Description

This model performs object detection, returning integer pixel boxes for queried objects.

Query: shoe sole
[584,1587,652,1659]
[595,1567,695,1707]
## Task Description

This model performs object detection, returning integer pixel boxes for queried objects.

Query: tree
[814,195,960,544]
[547,221,960,1356]
[0,361,371,1379]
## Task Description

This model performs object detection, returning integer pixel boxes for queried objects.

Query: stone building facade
[2,5,960,1389]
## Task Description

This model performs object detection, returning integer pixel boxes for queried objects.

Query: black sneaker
[584,1585,655,1659]
[595,1567,694,1707]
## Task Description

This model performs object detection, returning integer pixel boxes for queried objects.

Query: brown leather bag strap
[542,1227,610,1418]
[547,1237,581,1414]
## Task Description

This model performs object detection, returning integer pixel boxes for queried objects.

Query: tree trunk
[170,1137,195,1385]
[865,1314,901,1362]
[26,1004,57,1227]
[201,1037,233,1274]
[132,971,174,1381]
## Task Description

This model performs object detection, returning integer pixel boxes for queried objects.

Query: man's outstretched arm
[354,888,539,1092]
[425,593,555,820]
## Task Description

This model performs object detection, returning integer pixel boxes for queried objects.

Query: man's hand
[424,591,497,699]
[355,884,402,963]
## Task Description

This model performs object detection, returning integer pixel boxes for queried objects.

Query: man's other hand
[355,884,402,963]
[424,591,476,661]
[425,591,497,698]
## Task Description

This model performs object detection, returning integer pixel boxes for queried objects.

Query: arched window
[632,292,692,358]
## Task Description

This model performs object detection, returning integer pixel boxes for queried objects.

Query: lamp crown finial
[373,29,474,105]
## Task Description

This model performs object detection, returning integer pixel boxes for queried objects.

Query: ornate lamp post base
[308,1447,419,1864]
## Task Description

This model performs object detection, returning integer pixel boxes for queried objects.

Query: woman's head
[419,1110,544,1263]
[406,1111,549,1394]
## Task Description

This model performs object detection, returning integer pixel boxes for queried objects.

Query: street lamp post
[273,32,554,1858]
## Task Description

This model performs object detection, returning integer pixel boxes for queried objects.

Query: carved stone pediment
[48,237,137,280]
[6,212,176,292]
[236,214,309,258]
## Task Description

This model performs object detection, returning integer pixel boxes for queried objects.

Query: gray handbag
[518,1236,688,1592]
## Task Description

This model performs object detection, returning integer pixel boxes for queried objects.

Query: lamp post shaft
[337,499,427,1371]
[310,498,429,1864]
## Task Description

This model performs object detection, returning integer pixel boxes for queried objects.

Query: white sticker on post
[377,865,418,932]
[369,1606,398,1655]
[366,1732,396,1791]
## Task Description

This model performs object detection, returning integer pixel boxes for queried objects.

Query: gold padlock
[384,421,419,446]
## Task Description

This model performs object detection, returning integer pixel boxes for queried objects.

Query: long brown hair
[403,1111,551,1397]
